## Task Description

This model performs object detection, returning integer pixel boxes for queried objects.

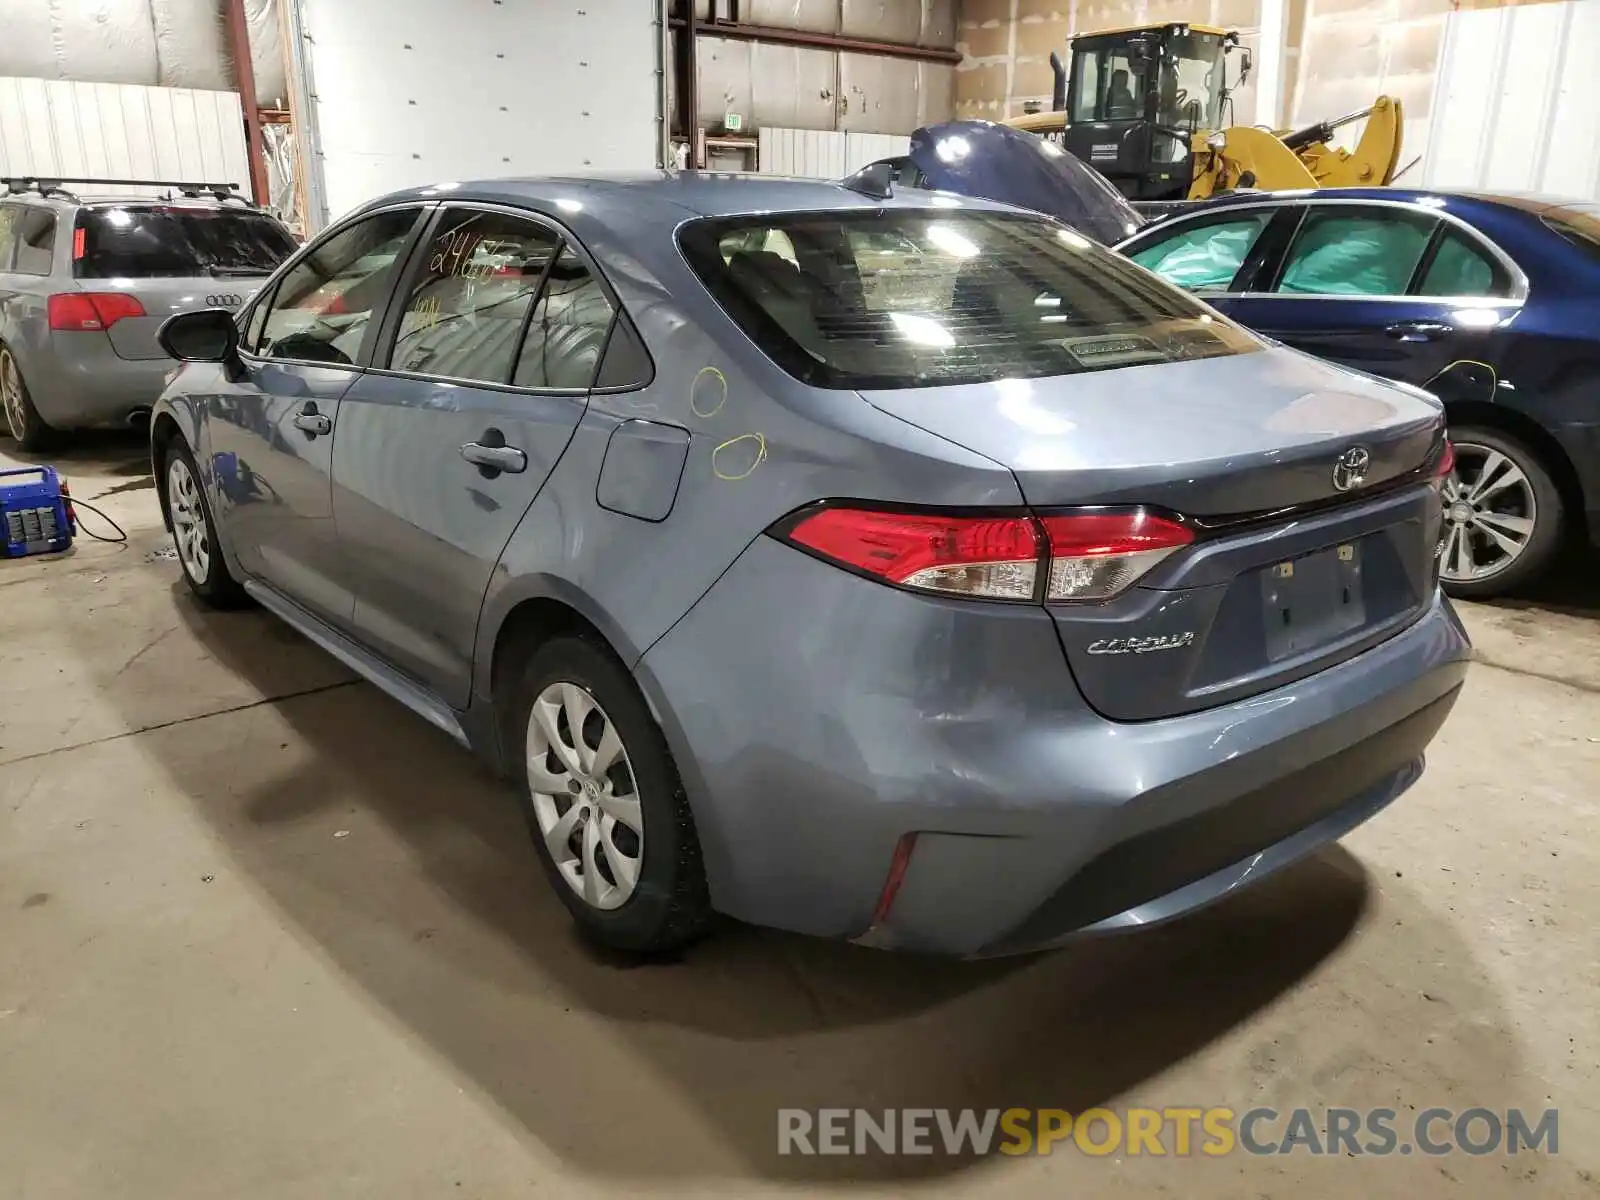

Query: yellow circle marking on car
[690,365,728,418]
[712,432,767,481]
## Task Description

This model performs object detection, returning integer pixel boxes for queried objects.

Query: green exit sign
[724,112,744,132]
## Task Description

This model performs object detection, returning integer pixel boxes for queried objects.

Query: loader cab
[1063,24,1244,202]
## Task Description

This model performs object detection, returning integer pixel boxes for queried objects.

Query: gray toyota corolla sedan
[149,172,1470,958]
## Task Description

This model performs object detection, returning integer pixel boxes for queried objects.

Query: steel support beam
[670,16,961,65]
[222,0,269,204]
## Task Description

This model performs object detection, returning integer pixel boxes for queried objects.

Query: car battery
[1,466,76,557]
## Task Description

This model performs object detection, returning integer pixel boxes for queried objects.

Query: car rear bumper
[23,335,171,428]
[637,535,1471,956]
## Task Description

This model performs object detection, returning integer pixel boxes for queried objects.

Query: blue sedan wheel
[1439,428,1562,597]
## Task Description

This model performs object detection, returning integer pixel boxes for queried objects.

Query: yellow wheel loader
[1003,22,1405,204]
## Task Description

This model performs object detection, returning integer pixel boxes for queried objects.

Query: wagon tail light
[48,292,147,332]
[773,505,1192,603]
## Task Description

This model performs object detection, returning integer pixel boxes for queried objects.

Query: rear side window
[1128,212,1272,292]
[388,208,563,384]
[1275,208,1436,296]
[678,210,1256,390]
[512,248,616,390]
[0,205,21,271]
[1417,229,1503,297]
[13,209,55,275]
[75,206,297,279]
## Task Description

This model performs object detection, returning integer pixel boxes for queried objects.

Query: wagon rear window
[75,206,297,279]
[677,210,1257,390]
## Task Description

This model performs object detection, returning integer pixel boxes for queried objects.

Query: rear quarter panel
[471,197,1025,698]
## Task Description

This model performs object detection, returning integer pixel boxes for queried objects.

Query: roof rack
[0,177,249,205]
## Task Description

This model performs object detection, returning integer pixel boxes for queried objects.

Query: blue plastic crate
[1,465,75,557]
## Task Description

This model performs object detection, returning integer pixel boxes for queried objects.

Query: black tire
[0,343,58,453]
[164,441,250,609]
[1441,425,1564,600]
[503,635,712,955]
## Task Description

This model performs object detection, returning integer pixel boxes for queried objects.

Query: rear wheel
[1439,426,1563,599]
[504,635,712,955]
[165,442,249,608]
[0,345,56,452]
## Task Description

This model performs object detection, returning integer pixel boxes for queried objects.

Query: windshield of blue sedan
[678,211,1258,390]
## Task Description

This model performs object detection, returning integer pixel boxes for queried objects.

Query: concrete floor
[1,433,1596,1200]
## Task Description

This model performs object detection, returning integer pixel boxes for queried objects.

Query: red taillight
[1434,438,1456,478]
[48,292,147,332]
[777,504,1190,603]
[72,227,86,259]
[782,506,1043,600]
[1037,511,1193,602]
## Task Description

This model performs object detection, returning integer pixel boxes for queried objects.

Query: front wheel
[165,442,249,608]
[1439,426,1564,599]
[504,635,712,955]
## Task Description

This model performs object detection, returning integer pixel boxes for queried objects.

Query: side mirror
[1235,47,1253,89]
[158,308,239,364]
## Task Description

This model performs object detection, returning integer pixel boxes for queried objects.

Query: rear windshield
[1542,204,1600,262]
[677,210,1257,390]
[74,205,297,279]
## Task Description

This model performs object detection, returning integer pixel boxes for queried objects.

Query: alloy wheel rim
[167,457,211,583]
[1439,441,1538,583]
[526,681,643,911]
[1,352,24,441]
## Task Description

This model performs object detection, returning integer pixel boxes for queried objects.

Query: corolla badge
[1332,445,1372,492]
[1086,632,1196,656]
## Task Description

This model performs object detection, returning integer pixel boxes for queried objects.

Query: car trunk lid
[859,348,1447,721]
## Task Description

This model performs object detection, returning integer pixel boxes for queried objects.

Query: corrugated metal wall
[0,76,250,198]
[1423,0,1600,198]
[756,127,910,176]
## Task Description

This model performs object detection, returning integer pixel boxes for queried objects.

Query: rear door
[1222,201,1522,389]
[208,205,428,627]
[72,205,298,358]
[331,204,620,705]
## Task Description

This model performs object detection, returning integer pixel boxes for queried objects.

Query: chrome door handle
[1385,321,1452,342]
[292,409,332,436]
[460,437,527,476]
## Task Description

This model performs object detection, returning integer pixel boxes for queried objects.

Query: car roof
[363,170,1027,222]
[1165,186,1594,215]
[0,190,263,212]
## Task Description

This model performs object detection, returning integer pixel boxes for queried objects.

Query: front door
[332,205,619,705]
[1222,204,1521,393]
[209,206,426,628]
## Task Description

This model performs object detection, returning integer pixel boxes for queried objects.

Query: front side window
[13,208,56,275]
[1275,208,1437,296]
[388,209,562,384]
[679,210,1259,390]
[1128,212,1273,292]
[258,208,420,366]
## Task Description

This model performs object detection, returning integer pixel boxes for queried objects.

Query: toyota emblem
[1332,445,1372,492]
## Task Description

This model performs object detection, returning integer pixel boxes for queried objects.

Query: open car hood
[906,120,1145,246]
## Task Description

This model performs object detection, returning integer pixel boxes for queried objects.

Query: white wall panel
[756,127,909,178]
[1424,0,1600,200]
[297,0,662,223]
[0,77,249,199]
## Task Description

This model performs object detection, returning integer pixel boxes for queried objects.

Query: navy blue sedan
[1117,188,1600,598]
